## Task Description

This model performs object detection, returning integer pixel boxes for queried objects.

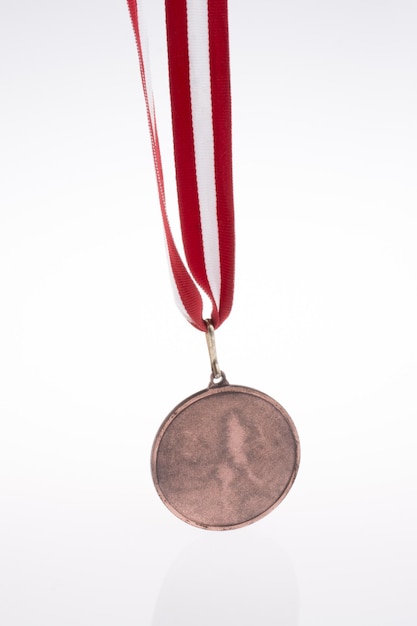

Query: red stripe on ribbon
[208,0,235,324]
[165,0,210,301]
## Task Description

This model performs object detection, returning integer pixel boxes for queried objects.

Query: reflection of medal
[127,0,300,529]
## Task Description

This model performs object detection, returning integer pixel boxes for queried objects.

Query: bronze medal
[151,376,300,530]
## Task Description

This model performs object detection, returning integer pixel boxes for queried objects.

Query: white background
[1,1,416,624]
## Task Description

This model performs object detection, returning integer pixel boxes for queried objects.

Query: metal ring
[209,370,229,388]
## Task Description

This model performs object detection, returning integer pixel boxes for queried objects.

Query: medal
[127,0,300,529]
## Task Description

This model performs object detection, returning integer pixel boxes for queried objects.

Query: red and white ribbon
[127,0,235,331]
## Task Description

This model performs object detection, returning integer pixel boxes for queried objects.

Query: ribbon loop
[127,0,235,330]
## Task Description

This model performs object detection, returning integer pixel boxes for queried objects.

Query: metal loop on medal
[209,370,228,388]
[205,320,223,383]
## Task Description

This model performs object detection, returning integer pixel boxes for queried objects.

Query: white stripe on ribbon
[186,0,221,308]
[136,1,165,206]
[167,260,195,324]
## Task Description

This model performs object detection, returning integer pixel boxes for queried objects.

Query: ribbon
[127,0,235,331]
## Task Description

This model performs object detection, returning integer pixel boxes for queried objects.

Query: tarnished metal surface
[151,382,300,530]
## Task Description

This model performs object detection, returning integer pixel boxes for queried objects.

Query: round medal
[151,378,300,530]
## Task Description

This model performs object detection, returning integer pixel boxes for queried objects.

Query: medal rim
[151,383,300,531]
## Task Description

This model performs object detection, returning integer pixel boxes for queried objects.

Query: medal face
[151,382,300,530]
